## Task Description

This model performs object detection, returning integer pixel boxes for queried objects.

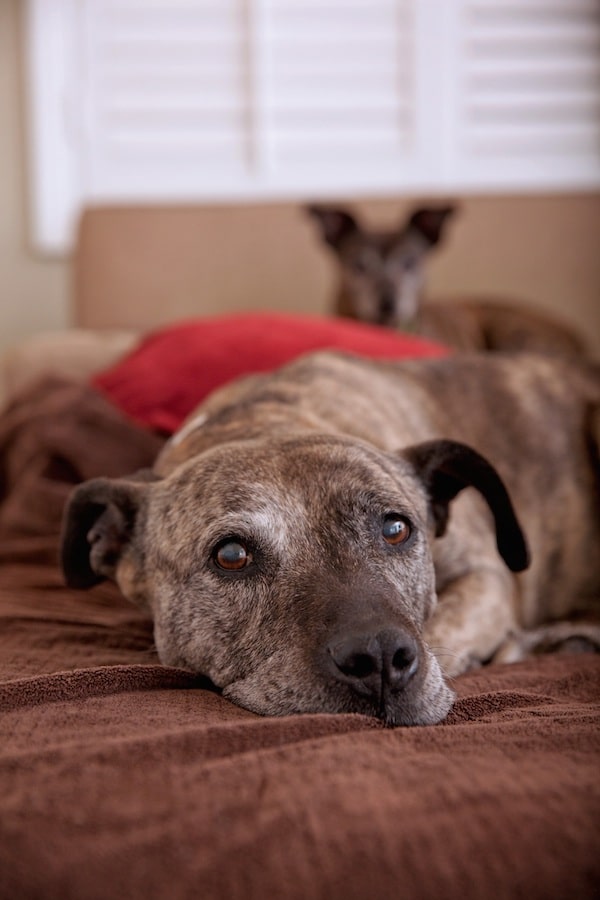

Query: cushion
[92,312,449,433]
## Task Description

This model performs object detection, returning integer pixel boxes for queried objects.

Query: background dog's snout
[327,628,419,698]
[379,285,397,320]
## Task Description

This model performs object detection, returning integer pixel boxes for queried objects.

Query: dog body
[62,351,600,726]
[307,204,586,356]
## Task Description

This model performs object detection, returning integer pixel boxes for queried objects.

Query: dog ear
[406,205,456,246]
[60,475,152,589]
[585,401,600,474]
[305,204,360,249]
[403,439,530,573]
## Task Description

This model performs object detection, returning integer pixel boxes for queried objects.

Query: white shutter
[25,0,600,254]
[82,0,250,193]
[82,0,419,196]
[263,0,414,167]
[445,0,600,189]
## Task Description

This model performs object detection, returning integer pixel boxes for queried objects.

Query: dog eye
[382,515,411,545]
[213,540,253,571]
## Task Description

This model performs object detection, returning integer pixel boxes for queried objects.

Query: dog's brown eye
[214,540,252,571]
[382,516,411,545]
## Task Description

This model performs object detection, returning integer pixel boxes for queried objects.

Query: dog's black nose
[327,628,419,699]
[379,288,397,322]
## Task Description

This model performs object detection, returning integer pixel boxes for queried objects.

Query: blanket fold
[0,376,164,538]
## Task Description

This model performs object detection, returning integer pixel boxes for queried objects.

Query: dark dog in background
[306,204,586,356]
[61,350,600,727]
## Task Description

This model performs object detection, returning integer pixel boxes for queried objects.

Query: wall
[1,0,599,358]
[0,0,69,358]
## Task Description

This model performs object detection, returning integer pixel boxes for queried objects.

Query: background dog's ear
[61,476,150,589]
[406,205,457,247]
[305,204,360,250]
[403,439,530,573]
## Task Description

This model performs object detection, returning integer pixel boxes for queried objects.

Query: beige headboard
[74,204,331,330]
[72,195,600,354]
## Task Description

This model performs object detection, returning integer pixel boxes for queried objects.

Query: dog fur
[306,204,586,356]
[61,351,600,726]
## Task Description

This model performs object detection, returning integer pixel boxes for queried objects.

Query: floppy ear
[305,204,360,250]
[407,205,456,247]
[60,476,150,589]
[585,401,600,476]
[403,439,530,573]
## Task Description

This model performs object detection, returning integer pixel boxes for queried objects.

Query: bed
[1,207,599,900]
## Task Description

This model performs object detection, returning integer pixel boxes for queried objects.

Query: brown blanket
[1,379,599,900]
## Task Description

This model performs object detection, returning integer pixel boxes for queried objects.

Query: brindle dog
[306,204,586,356]
[61,351,600,726]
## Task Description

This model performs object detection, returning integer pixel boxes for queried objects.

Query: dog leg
[492,621,600,664]
[425,568,519,677]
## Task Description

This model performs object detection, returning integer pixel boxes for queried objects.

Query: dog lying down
[61,351,600,726]
[306,204,587,357]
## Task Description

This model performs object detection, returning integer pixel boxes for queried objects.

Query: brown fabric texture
[1,379,599,900]
[0,377,165,539]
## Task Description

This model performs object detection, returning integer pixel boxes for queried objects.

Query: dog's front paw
[425,568,518,678]
[492,622,600,664]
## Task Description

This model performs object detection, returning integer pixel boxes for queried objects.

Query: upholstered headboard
[71,197,600,350]
[73,203,331,330]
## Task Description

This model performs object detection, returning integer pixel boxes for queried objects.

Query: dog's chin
[222,678,455,728]
[380,683,455,727]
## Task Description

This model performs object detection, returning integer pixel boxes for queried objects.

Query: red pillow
[92,312,449,434]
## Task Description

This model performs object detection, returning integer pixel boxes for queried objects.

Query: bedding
[0,329,140,409]
[1,314,599,900]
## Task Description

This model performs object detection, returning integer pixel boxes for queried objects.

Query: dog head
[61,433,527,726]
[306,203,456,327]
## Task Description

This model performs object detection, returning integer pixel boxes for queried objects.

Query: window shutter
[83,1,251,192]
[25,0,600,253]
[261,1,414,168]
[83,0,419,196]
[446,0,600,188]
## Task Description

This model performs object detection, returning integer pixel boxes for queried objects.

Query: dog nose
[379,287,396,320]
[327,628,419,698]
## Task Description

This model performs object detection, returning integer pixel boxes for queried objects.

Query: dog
[61,350,600,726]
[306,204,586,356]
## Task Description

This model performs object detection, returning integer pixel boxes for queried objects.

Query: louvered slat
[459,0,600,160]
